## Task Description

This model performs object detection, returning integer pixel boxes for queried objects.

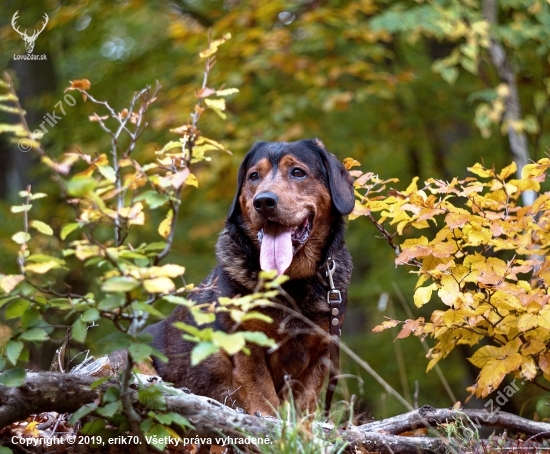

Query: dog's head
[227,139,354,279]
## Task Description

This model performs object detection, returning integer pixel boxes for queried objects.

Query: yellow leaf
[521,158,550,179]
[539,353,550,375]
[0,275,24,293]
[185,173,198,188]
[204,98,226,111]
[403,176,419,195]
[476,359,507,397]
[521,355,537,380]
[24,261,60,274]
[517,313,538,332]
[158,210,173,239]
[414,283,437,307]
[469,344,506,368]
[372,319,399,332]
[216,88,239,97]
[468,163,494,178]
[149,264,185,279]
[23,421,40,437]
[521,338,545,356]
[344,157,361,169]
[445,212,469,228]
[199,33,231,58]
[143,277,175,293]
[443,309,468,327]
[499,161,517,180]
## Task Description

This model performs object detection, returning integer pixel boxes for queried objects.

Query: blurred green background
[1,0,550,421]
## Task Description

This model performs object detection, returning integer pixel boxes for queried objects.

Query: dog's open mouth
[257,217,312,276]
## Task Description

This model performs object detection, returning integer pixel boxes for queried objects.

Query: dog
[144,139,354,416]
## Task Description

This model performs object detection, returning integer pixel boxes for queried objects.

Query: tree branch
[2,373,550,453]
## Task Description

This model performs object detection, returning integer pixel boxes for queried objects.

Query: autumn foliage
[351,158,550,400]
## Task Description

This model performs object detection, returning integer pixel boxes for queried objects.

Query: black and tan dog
[145,139,354,416]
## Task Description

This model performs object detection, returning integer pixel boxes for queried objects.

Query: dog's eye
[291,168,306,178]
[249,172,260,181]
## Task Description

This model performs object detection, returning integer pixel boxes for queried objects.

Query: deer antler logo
[11,11,49,54]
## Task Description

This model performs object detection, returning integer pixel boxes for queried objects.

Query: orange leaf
[66,79,91,91]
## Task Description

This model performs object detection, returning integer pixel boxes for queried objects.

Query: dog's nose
[253,191,278,215]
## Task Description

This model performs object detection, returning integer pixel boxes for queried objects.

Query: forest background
[1,0,550,423]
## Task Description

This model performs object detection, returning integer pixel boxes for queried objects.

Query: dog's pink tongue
[260,221,293,276]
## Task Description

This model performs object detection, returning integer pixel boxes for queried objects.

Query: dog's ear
[313,139,355,215]
[228,142,265,221]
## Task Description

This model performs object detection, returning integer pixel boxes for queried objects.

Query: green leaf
[81,308,100,322]
[72,318,87,343]
[128,343,153,362]
[61,223,80,240]
[0,367,25,386]
[191,341,219,365]
[96,401,120,418]
[135,190,169,209]
[11,231,30,244]
[26,254,65,264]
[138,386,166,410]
[98,295,124,311]
[19,328,49,341]
[0,446,13,454]
[97,165,116,183]
[191,308,215,325]
[212,331,245,355]
[103,386,120,403]
[162,295,193,306]
[118,250,148,260]
[523,114,540,134]
[144,423,173,451]
[80,418,106,435]
[149,346,168,363]
[162,412,192,429]
[70,403,98,424]
[29,192,47,200]
[90,376,110,389]
[6,340,24,365]
[102,276,140,292]
[21,307,41,329]
[131,301,165,318]
[67,177,97,197]
[11,205,32,213]
[29,220,53,235]
[242,331,275,347]
[0,296,18,308]
[6,299,30,319]
[96,332,133,354]
[144,242,166,252]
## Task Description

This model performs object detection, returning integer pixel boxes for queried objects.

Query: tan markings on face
[238,158,272,232]
[239,154,334,279]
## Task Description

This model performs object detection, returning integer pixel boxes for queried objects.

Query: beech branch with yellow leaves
[351,158,550,401]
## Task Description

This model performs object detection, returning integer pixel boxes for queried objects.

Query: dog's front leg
[294,354,331,413]
[232,346,280,416]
